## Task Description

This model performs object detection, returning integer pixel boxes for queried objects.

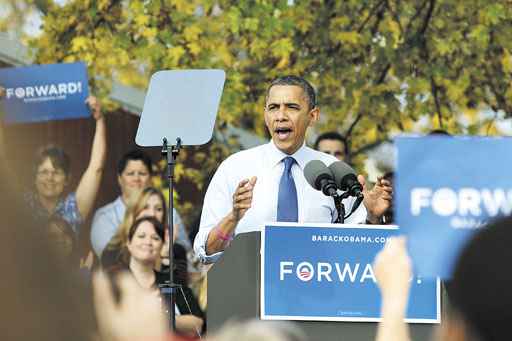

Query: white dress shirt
[193,141,367,263]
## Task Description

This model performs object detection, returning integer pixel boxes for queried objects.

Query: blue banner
[0,62,89,123]
[261,223,439,322]
[396,136,512,278]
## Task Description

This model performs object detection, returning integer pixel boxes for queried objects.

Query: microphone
[328,161,363,198]
[304,160,338,197]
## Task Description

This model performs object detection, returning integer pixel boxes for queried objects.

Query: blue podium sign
[0,62,89,123]
[395,136,512,279]
[261,223,439,323]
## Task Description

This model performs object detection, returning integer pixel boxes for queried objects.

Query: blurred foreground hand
[373,236,412,341]
[93,271,167,341]
[374,236,412,301]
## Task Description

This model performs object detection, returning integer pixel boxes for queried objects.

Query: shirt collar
[266,139,310,170]
[25,191,64,217]
[114,196,126,215]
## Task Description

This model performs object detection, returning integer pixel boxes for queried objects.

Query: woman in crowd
[102,187,189,283]
[103,188,161,263]
[0,163,94,341]
[109,216,204,337]
[25,96,107,235]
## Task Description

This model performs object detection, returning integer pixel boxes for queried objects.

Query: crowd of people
[0,73,508,341]
[0,88,207,337]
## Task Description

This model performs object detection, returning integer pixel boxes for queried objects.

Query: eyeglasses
[37,170,66,179]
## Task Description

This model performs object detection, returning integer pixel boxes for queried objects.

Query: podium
[208,231,443,340]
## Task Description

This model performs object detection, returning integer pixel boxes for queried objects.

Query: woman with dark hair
[120,216,166,288]
[25,96,106,235]
[109,216,204,337]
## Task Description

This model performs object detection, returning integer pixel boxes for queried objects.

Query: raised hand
[374,236,412,300]
[85,96,103,121]
[232,176,257,222]
[373,236,412,341]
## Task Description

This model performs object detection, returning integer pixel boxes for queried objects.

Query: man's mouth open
[275,127,292,140]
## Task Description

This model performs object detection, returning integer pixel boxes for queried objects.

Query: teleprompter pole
[160,137,182,331]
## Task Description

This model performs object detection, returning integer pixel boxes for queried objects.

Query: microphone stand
[333,192,348,223]
[333,195,345,223]
[333,192,364,223]
[160,137,182,331]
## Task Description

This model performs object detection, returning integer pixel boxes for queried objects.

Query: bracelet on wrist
[215,228,234,242]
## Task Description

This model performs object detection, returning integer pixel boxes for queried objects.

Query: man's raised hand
[232,176,257,222]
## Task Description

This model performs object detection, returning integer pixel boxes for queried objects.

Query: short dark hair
[34,145,71,177]
[314,131,345,150]
[117,150,153,176]
[449,215,512,340]
[267,75,317,110]
[128,216,165,242]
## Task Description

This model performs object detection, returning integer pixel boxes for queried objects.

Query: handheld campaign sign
[395,136,512,279]
[261,223,440,323]
[0,62,89,123]
[135,69,225,147]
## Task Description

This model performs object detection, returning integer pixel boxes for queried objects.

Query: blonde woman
[101,186,188,283]
[101,187,165,267]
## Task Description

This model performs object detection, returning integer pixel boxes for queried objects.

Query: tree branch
[430,76,443,128]
[357,0,387,33]
[370,3,387,35]
[345,112,363,140]
[54,0,122,56]
[352,138,390,156]
[343,62,391,156]
[419,0,436,35]
[377,63,391,84]
[404,0,429,36]
[33,0,51,15]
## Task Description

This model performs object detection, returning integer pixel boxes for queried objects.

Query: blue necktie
[277,156,298,222]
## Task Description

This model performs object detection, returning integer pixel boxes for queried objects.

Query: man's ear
[308,107,320,127]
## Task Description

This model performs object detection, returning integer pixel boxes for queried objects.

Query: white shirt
[193,141,367,263]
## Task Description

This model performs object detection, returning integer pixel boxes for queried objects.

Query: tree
[24,0,512,224]
[0,0,51,36]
